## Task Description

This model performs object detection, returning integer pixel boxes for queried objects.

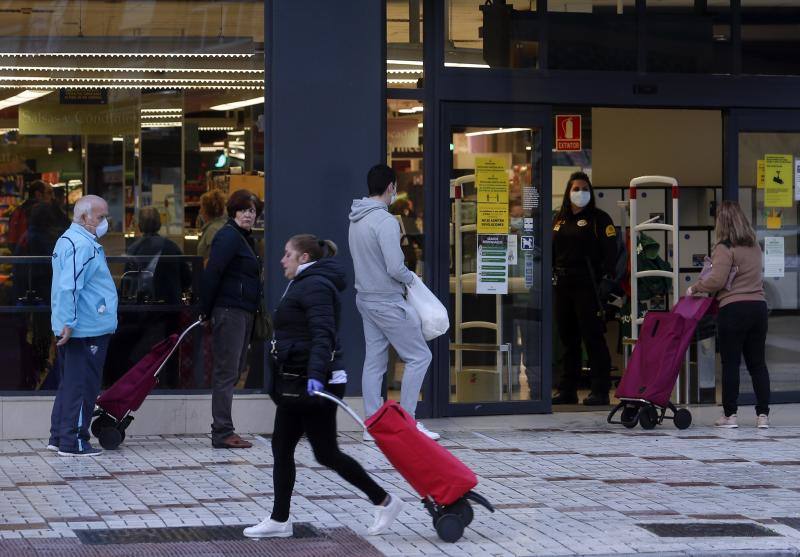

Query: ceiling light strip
[141,108,183,113]
[464,127,531,137]
[47,77,264,84]
[0,65,262,74]
[0,53,254,58]
[0,84,262,90]
[210,96,264,111]
[387,59,423,66]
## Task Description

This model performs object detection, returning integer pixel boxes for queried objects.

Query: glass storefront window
[445,0,539,69]
[646,1,732,74]
[741,1,800,76]
[547,1,636,71]
[738,132,800,399]
[387,0,424,88]
[0,0,265,392]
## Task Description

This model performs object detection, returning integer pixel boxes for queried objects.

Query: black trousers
[554,279,611,394]
[270,383,387,522]
[718,300,770,417]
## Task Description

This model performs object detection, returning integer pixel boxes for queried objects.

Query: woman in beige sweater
[688,201,770,429]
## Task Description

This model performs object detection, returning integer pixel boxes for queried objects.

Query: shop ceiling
[0,0,264,111]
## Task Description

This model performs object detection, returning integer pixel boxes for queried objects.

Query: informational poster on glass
[764,236,785,278]
[475,156,509,233]
[757,159,765,189]
[477,234,508,294]
[764,154,794,208]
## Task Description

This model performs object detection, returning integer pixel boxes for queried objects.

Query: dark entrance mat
[0,527,383,556]
[774,517,800,531]
[638,522,781,538]
[74,524,323,545]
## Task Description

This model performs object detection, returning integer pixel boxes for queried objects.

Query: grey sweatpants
[356,295,432,418]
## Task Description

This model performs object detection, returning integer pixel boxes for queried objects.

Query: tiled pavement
[4,410,800,555]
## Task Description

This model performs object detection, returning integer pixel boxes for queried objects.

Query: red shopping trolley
[313,391,494,543]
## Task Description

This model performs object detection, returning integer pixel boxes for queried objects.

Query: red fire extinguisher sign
[555,115,581,151]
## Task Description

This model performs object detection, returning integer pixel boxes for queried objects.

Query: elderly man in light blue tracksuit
[349,164,438,441]
[48,195,117,457]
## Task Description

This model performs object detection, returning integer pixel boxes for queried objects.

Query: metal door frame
[431,101,553,417]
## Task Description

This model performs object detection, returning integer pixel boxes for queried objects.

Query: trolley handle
[311,390,366,430]
[154,318,204,379]
[629,175,679,200]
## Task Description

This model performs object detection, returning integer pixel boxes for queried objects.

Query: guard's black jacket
[552,207,618,281]
[272,257,346,383]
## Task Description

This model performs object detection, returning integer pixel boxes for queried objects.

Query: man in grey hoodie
[348,164,438,441]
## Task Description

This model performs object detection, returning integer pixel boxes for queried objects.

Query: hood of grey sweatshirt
[348,198,415,300]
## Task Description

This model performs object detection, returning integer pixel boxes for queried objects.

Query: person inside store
[244,234,402,538]
[687,200,770,429]
[105,206,193,387]
[200,189,263,449]
[49,186,71,233]
[197,189,228,264]
[551,171,618,406]
[15,201,62,389]
[8,180,53,253]
[48,195,117,457]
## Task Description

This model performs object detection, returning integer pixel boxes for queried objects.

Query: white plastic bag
[406,276,449,341]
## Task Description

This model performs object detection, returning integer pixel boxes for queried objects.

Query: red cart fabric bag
[365,401,477,506]
[96,334,178,421]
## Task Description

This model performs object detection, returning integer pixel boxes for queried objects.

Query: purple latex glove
[307,378,324,395]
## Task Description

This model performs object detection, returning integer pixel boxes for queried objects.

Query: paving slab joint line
[575,551,800,557]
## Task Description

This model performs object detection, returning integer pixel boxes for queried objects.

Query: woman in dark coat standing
[551,171,619,406]
[243,234,401,538]
[200,189,264,449]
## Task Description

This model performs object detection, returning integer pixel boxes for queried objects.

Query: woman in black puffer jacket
[200,189,264,449]
[243,234,401,539]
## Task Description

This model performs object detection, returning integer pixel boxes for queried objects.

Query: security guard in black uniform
[551,172,618,406]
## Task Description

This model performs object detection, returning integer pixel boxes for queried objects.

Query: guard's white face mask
[570,190,591,208]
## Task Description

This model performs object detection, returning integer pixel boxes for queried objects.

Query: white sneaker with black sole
[368,494,403,535]
[243,517,293,538]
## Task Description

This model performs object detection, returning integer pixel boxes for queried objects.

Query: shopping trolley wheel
[673,408,692,430]
[435,513,465,543]
[638,406,658,430]
[621,405,639,429]
[91,415,115,439]
[97,427,123,450]
[446,498,474,527]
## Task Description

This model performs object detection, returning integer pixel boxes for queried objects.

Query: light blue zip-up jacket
[51,223,118,338]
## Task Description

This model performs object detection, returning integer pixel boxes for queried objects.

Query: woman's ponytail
[289,234,337,261]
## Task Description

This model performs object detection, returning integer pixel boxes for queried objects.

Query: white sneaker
[714,414,738,428]
[243,517,292,538]
[363,430,374,442]
[46,444,58,452]
[757,414,770,429]
[416,421,440,440]
[367,494,403,536]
